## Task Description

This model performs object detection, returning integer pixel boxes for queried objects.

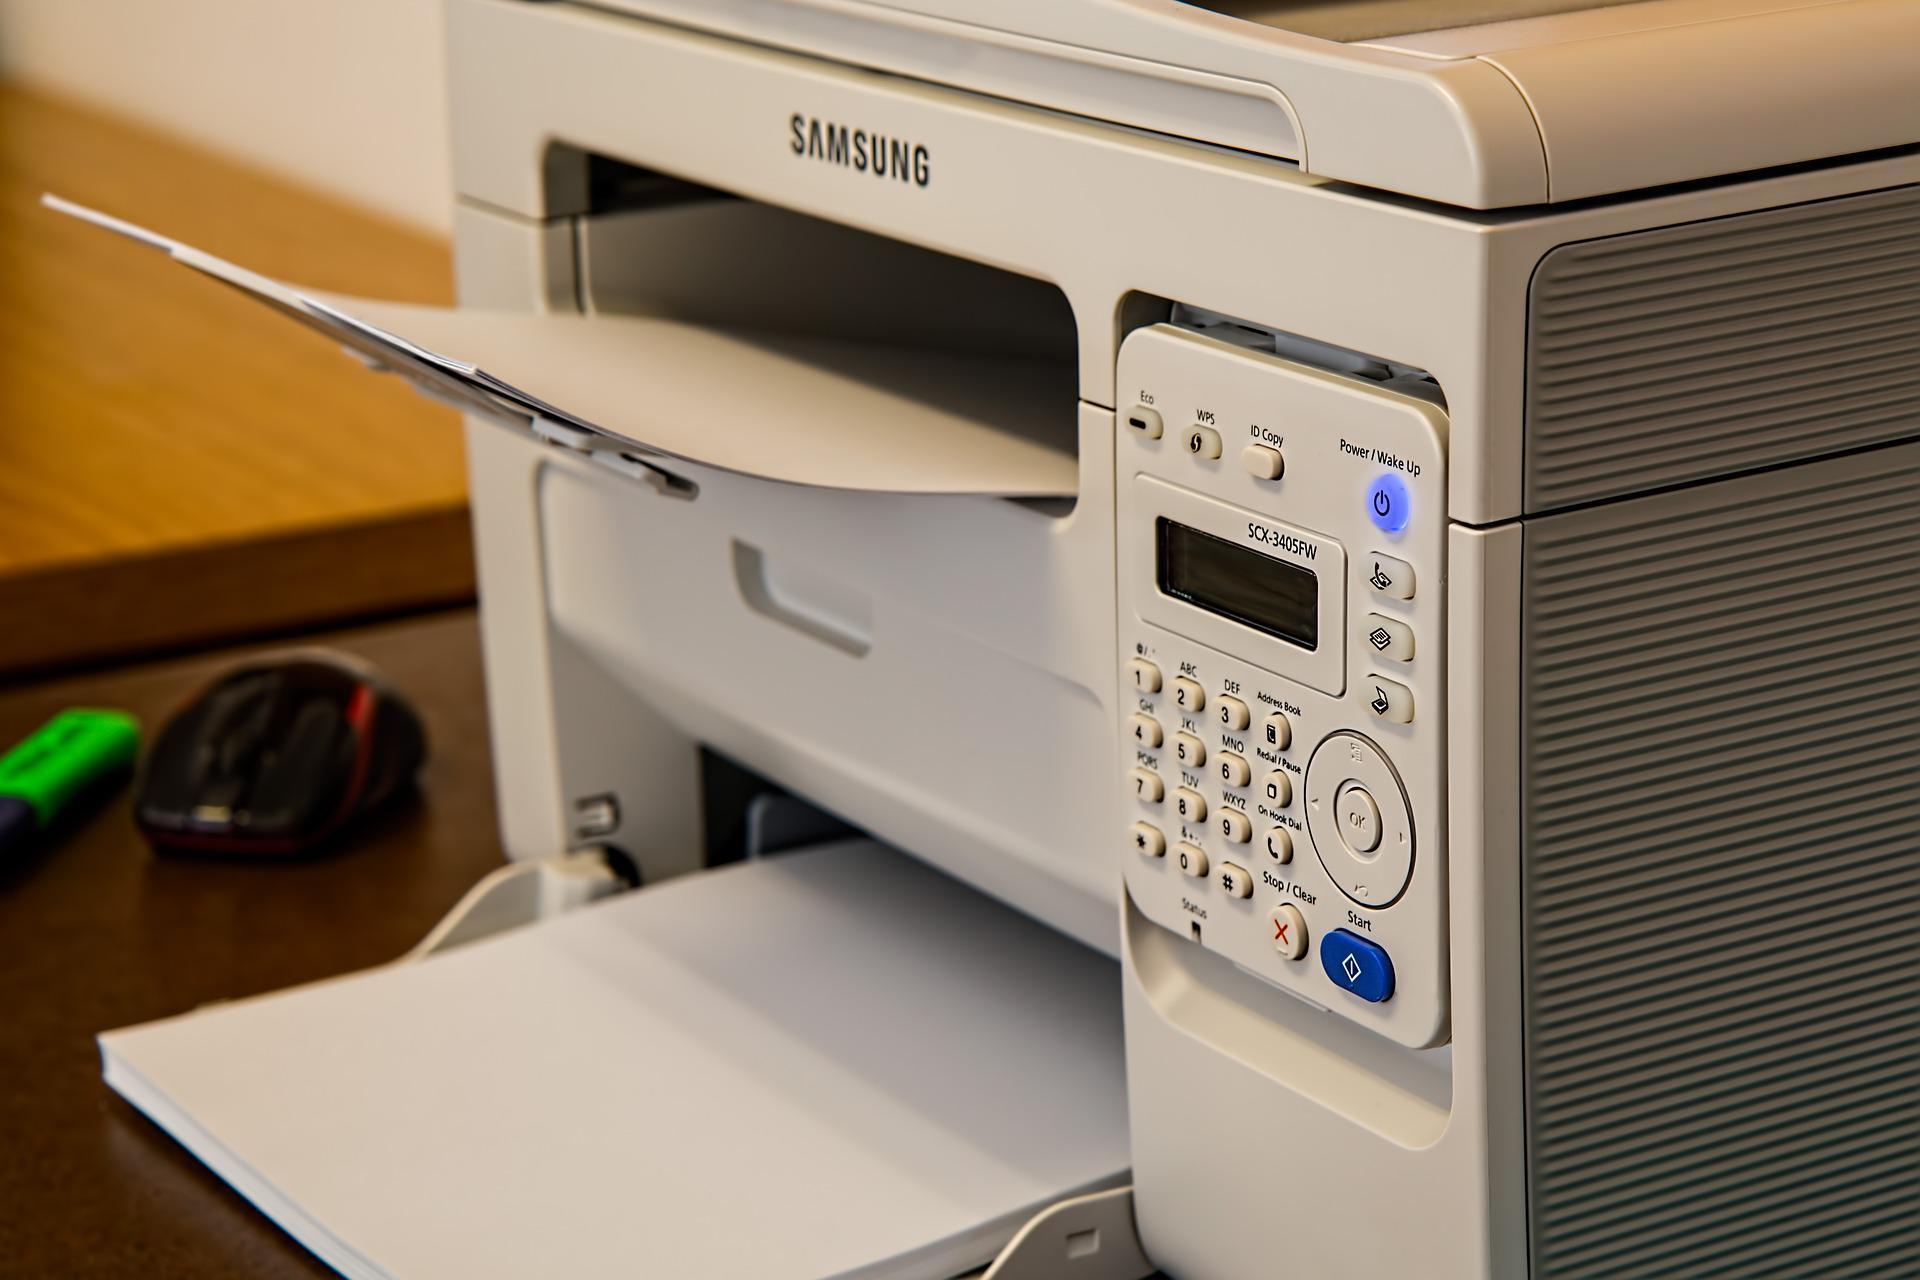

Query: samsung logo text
[789,114,931,187]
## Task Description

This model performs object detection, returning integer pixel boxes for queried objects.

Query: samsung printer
[59,0,1920,1276]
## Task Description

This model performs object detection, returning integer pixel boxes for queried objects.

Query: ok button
[1335,782,1383,855]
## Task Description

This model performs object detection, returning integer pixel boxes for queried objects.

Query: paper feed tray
[44,196,1079,498]
[99,841,1129,1280]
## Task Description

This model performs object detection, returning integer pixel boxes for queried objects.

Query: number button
[1174,733,1207,769]
[1262,713,1293,751]
[1128,714,1164,748]
[1264,827,1293,864]
[1219,808,1252,844]
[1172,677,1206,713]
[1127,658,1163,692]
[1216,696,1250,731]
[1174,788,1208,823]
[1185,425,1223,459]
[1262,770,1293,807]
[1131,822,1166,857]
[1175,843,1209,878]
[1218,752,1250,788]
[1130,768,1165,804]
[1219,862,1254,899]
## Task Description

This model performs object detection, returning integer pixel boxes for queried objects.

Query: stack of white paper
[101,842,1128,1280]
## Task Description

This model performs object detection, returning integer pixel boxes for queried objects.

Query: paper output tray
[45,196,1079,498]
[99,841,1129,1280]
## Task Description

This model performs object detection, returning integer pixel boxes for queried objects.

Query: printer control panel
[1115,323,1449,1049]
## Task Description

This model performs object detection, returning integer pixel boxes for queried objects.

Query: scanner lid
[586,0,1920,208]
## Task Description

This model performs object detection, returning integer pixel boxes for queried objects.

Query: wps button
[1367,473,1411,534]
[1185,425,1223,460]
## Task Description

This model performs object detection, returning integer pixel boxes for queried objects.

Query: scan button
[1364,675,1414,725]
[1321,930,1395,1003]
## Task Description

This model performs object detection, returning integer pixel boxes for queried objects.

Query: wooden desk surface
[0,87,473,680]
[0,611,506,1277]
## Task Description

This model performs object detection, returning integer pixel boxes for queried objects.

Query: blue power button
[1321,930,1396,1003]
[1366,473,1410,534]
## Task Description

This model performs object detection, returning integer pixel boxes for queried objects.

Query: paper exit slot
[43,195,1079,498]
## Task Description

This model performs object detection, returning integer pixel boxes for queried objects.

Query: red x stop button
[1268,904,1308,961]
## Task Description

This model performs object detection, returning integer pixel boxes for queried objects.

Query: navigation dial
[1304,731,1415,908]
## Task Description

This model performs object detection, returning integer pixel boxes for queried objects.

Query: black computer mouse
[135,653,426,857]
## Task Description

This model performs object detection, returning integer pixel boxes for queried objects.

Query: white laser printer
[65,0,1920,1276]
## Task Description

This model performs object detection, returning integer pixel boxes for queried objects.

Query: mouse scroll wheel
[204,674,280,779]
[245,700,353,831]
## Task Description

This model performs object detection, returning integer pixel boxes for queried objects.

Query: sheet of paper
[100,842,1128,1280]
[43,195,1079,497]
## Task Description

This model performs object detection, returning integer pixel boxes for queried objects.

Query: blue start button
[1321,929,1395,1003]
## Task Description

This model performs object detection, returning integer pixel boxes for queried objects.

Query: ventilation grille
[1521,444,1920,1277]
[1525,184,1920,512]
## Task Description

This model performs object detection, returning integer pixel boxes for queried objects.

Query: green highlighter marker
[0,709,141,859]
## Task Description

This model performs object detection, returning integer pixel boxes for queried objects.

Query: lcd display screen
[1156,518,1318,650]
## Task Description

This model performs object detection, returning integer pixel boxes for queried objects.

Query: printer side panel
[1521,183,1920,514]
[1512,182,1920,1275]
[1517,442,1920,1277]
